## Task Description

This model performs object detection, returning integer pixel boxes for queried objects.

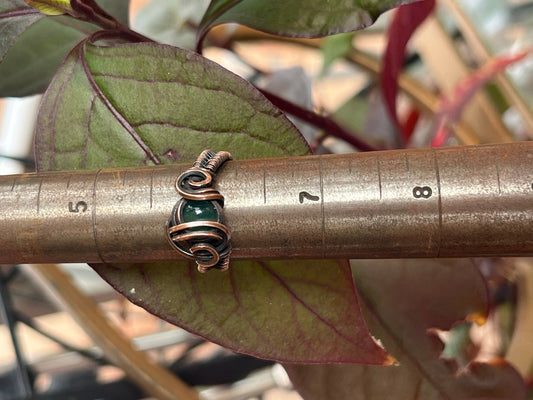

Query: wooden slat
[25,264,200,400]
[506,259,533,377]
[210,26,480,145]
[413,16,514,144]
[442,0,533,140]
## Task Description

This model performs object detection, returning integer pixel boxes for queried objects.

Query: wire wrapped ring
[166,150,232,272]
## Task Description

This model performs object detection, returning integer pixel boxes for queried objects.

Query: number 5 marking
[68,201,88,213]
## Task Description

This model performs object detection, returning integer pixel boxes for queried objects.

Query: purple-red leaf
[286,259,527,399]
[380,0,435,142]
[432,49,531,147]
[94,260,390,364]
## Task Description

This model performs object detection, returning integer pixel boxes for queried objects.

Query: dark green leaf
[97,0,129,26]
[0,0,43,63]
[35,41,388,363]
[321,32,355,74]
[199,0,423,42]
[0,17,86,96]
[0,0,130,97]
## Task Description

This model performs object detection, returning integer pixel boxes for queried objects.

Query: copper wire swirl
[166,150,232,272]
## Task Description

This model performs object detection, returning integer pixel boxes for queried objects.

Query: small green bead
[181,200,218,223]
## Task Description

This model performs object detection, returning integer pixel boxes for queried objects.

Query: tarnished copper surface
[0,142,531,264]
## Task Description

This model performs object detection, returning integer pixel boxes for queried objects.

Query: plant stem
[260,89,381,152]
[195,0,244,53]
[70,0,154,43]
[209,33,381,152]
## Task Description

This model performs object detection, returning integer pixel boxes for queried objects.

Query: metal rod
[0,142,531,264]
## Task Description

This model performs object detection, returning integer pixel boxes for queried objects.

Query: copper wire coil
[192,150,232,173]
[166,220,231,270]
[176,187,224,202]
[169,221,231,249]
[167,150,232,272]
[169,229,223,244]
[198,256,230,273]
[177,168,213,189]
[190,243,220,269]
[175,169,224,202]
[171,220,230,236]
[168,221,230,244]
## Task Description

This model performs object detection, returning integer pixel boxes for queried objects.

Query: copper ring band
[166,150,232,272]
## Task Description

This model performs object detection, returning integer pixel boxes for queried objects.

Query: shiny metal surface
[0,142,531,264]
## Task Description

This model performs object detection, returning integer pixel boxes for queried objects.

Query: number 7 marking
[299,191,319,203]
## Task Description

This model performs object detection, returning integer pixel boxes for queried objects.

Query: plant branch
[195,0,244,53]
[201,36,379,151]
[260,88,381,152]
[217,27,481,145]
[68,0,154,43]
[89,27,155,44]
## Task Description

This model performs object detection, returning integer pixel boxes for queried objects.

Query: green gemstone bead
[181,200,218,223]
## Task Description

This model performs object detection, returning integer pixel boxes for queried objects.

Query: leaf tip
[466,312,487,326]
[383,353,397,366]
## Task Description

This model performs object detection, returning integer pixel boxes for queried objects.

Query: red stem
[70,0,154,43]
[260,89,381,152]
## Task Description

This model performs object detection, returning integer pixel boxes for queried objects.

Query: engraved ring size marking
[166,150,232,272]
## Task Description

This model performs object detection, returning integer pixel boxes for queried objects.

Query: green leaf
[286,259,527,399]
[334,94,369,135]
[0,17,86,96]
[321,32,355,74]
[198,0,422,42]
[96,0,129,26]
[35,41,310,169]
[0,0,129,97]
[34,41,388,363]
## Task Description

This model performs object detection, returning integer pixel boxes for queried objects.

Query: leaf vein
[47,49,80,170]
[359,294,451,398]
[84,93,98,169]
[80,42,162,165]
[131,121,293,155]
[290,297,317,352]
[90,72,264,106]
[0,8,41,19]
[259,261,367,351]
[228,267,275,347]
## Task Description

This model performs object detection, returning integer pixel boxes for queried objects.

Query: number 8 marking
[413,186,432,199]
